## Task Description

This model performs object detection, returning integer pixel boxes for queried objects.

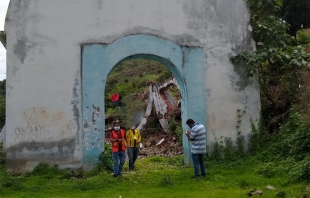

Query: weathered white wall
[5,0,259,171]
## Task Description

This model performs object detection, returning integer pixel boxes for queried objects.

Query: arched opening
[105,57,181,130]
[104,57,183,159]
[82,35,206,170]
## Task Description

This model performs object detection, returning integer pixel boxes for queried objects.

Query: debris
[172,136,177,141]
[247,190,263,197]
[156,138,165,145]
[170,142,176,147]
[144,142,152,147]
[266,185,276,190]
[135,132,183,158]
[136,78,180,133]
[151,140,156,145]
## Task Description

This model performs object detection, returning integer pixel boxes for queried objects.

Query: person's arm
[137,130,142,143]
[123,131,128,146]
[186,131,192,141]
[186,129,196,141]
[109,132,118,143]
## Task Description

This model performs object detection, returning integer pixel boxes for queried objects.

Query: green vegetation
[168,118,183,145]
[0,155,309,198]
[231,0,310,133]
[228,0,310,192]
[105,59,172,108]
[1,0,310,197]
[297,29,310,46]
[104,58,176,128]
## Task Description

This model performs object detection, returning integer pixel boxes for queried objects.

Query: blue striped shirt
[189,123,206,154]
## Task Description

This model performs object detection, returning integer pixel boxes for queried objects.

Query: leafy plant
[161,174,174,186]
[288,156,310,182]
[31,162,63,176]
[236,136,245,157]
[255,162,278,178]
[297,29,310,45]
[97,143,113,173]
[223,138,236,162]
[209,141,224,162]
[276,111,310,161]
[231,0,310,133]
[169,119,183,145]
[0,176,23,190]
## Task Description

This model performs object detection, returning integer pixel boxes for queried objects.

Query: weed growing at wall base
[207,136,247,164]
[0,143,5,165]
[91,144,113,175]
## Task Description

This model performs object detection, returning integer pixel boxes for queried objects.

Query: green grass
[0,156,309,198]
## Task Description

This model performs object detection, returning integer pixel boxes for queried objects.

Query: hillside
[104,58,180,129]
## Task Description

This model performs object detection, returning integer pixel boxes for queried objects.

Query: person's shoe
[113,174,118,177]
[191,175,200,179]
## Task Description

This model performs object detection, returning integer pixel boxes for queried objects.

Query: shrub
[208,141,224,162]
[255,162,278,178]
[97,144,113,173]
[236,136,246,157]
[297,29,310,45]
[288,156,310,182]
[223,138,237,162]
[276,111,310,161]
[169,119,183,145]
[31,162,64,176]
[0,176,23,190]
[207,136,247,164]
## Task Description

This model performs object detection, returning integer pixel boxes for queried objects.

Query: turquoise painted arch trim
[82,34,206,169]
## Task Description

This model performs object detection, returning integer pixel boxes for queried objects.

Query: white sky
[0,0,10,80]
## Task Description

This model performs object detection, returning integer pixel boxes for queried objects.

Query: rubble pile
[139,133,183,158]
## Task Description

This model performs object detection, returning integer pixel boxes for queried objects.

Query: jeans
[127,147,139,170]
[192,153,206,177]
[112,151,126,175]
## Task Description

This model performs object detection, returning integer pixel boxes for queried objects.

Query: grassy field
[0,155,308,198]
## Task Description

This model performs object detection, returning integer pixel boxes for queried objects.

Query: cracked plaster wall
[4,0,260,171]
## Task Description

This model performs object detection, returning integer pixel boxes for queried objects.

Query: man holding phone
[185,118,206,179]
